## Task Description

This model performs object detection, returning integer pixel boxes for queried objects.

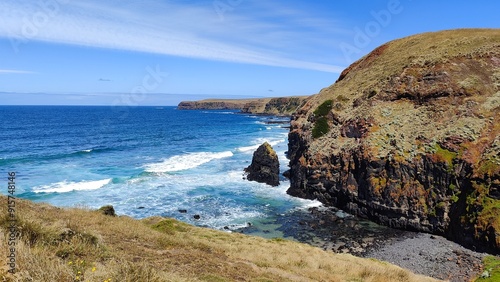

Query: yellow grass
[0,196,439,281]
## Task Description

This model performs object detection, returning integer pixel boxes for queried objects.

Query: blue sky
[0,0,498,105]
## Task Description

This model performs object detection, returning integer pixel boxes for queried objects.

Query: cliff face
[178,96,309,115]
[287,29,500,253]
[177,100,247,110]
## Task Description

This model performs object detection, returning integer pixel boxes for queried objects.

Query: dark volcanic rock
[245,142,280,186]
[286,29,500,254]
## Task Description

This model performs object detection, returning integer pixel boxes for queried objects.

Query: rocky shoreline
[237,206,488,282]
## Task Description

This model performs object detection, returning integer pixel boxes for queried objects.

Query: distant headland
[178,96,310,116]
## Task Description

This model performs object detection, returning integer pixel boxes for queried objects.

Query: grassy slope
[302,29,500,157]
[0,196,438,282]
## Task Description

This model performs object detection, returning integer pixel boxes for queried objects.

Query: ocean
[0,106,318,234]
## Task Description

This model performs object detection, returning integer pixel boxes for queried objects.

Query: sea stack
[245,142,280,186]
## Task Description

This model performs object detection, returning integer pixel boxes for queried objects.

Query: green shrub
[312,117,329,138]
[151,219,188,234]
[314,100,333,117]
[312,100,333,139]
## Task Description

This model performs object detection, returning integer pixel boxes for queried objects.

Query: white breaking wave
[144,151,234,173]
[237,138,285,153]
[33,179,111,193]
[201,111,235,115]
[237,144,261,153]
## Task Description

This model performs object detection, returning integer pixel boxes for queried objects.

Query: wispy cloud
[0,69,35,74]
[0,0,346,73]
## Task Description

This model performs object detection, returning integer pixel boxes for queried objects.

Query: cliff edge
[287,29,500,253]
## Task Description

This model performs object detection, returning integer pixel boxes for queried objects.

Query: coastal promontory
[178,96,309,116]
[286,29,500,253]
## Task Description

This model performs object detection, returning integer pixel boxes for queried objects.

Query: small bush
[312,117,329,138]
[151,219,188,234]
[313,100,333,117]
[99,205,116,216]
[312,99,333,139]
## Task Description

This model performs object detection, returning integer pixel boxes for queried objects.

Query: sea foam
[237,138,285,153]
[144,151,234,173]
[33,178,111,193]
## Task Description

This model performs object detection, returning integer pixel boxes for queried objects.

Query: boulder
[98,205,116,216]
[245,142,280,186]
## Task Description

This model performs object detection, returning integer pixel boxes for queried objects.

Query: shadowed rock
[99,205,116,216]
[245,142,280,186]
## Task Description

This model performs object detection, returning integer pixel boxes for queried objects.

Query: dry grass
[0,196,439,282]
[300,29,500,161]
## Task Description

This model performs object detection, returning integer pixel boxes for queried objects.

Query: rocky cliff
[286,29,500,253]
[178,96,309,115]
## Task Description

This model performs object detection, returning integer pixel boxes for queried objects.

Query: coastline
[177,101,490,281]
[236,205,486,282]
[177,96,310,116]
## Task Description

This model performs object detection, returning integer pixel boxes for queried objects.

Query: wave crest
[33,179,111,193]
[144,151,234,173]
[237,139,284,153]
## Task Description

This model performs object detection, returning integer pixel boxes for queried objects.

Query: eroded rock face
[287,29,500,253]
[245,142,280,186]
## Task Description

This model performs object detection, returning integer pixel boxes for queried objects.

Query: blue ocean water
[0,106,317,231]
